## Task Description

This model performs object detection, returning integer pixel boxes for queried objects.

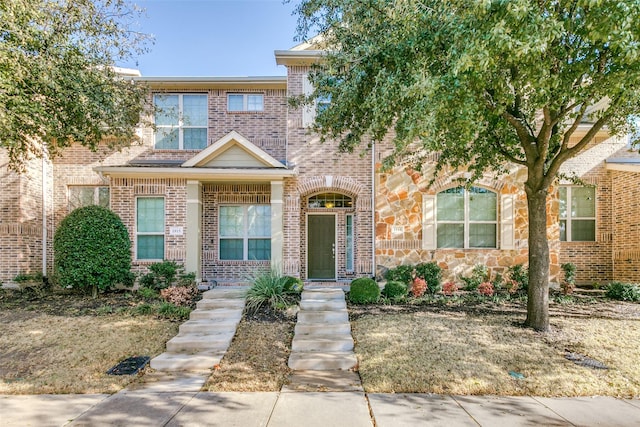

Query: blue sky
[123,0,301,77]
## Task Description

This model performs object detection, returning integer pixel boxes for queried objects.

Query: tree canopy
[294,0,640,331]
[0,0,150,170]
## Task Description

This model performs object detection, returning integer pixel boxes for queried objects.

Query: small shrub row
[384,262,442,294]
[606,282,640,302]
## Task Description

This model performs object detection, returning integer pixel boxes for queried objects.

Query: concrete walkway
[2,391,640,426]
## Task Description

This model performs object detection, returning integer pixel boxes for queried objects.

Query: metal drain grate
[565,351,609,370]
[106,356,150,375]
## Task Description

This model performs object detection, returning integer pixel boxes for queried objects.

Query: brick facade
[1,47,639,288]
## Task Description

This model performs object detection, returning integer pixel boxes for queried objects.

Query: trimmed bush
[54,205,133,297]
[606,282,640,302]
[384,264,414,284]
[460,264,488,291]
[381,281,407,298]
[349,277,380,304]
[507,264,528,292]
[283,276,304,293]
[139,260,185,290]
[415,262,442,294]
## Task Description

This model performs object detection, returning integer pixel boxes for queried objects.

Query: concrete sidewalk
[2,388,640,426]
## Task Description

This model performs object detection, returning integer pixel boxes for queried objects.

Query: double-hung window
[154,93,208,150]
[68,186,109,211]
[436,187,497,248]
[137,197,165,260]
[219,205,271,260]
[227,93,264,112]
[559,186,596,241]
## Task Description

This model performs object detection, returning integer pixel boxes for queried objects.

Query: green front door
[308,215,336,279]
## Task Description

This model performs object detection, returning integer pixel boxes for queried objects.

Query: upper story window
[308,193,353,209]
[436,187,497,248]
[559,186,596,241]
[227,93,264,112]
[154,93,208,150]
[68,186,109,211]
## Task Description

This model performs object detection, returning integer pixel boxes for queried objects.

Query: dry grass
[352,301,640,397]
[204,310,295,392]
[0,294,179,394]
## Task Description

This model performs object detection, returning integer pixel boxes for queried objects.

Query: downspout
[371,141,376,279]
[41,154,47,279]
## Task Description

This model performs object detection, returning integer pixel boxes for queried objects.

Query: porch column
[185,180,202,281]
[271,180,284,274]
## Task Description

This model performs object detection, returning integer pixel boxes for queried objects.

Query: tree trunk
[524,185,550,332]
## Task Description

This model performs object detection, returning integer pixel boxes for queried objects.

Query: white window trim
[559,186,597,242]
[68,186,109,211]
[154,93,208,150]
[346,214,355,272]
[227,93,264,112]
[219,204,271,261]
[136,196,165,261]
[436,187,498,249]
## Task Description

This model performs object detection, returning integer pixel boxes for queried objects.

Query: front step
[294,323,352,335]
[288,352,357,370]
[197,299,245,310]
[301,290,345,300]
[299,299,347,311]
[165,332,235,352]
[150,351,225,371]
[202,288,247,299]
[291,337,354,352]
[179,319,240,334]
[297,310,349,323]
[189,309,243,321]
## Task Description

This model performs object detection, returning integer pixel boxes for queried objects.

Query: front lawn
[0,290,179,394]
[351,297,640,397]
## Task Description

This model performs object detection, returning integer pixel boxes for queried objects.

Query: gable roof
[182,131,286,168]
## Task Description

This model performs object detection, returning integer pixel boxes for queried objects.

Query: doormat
[106,356,150,375]
[565,351,608,370]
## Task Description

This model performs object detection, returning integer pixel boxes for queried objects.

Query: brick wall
[284,65,374,280]
[611,170,640,282]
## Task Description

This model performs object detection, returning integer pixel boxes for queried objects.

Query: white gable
[182,131,286,169]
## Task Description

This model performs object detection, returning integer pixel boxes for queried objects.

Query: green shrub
[54,205,133,297]
[606,282,640,302]
[382,281,407,298]
[138,287,159,300]
[560,262,577,295]
[283,276,304,293]
[507,264,529,292]
[384,264,414,284]
[246,269,292,311]
[415,262,442,294]
[140,260,186,290]
[157,302,191,321]
[349,277,380,304]
[460,264,488,291]
[133,303,154,315]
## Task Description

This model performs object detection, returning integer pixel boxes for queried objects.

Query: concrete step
[301,290,345,300]
[165,333,235,352]
[297,310,349,324]
[179,319,240,334]
[202,288,247,299]
[288,352,358,370]
[299,299,347,311]
[294,323,352,336]
[150,351,225,371]
[196,299,245,310]
[189,309,243,321]
[291,337,354,352]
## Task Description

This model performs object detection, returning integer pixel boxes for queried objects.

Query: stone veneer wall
[375,161,562,284]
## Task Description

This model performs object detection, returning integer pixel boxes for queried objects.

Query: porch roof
[94,165,296,181]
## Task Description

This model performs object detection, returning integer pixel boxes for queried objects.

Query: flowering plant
[477,281,494,297]
[442,281,458,296]
[411,277,428,297]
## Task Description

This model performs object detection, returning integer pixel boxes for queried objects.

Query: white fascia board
[95,166,296,181]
